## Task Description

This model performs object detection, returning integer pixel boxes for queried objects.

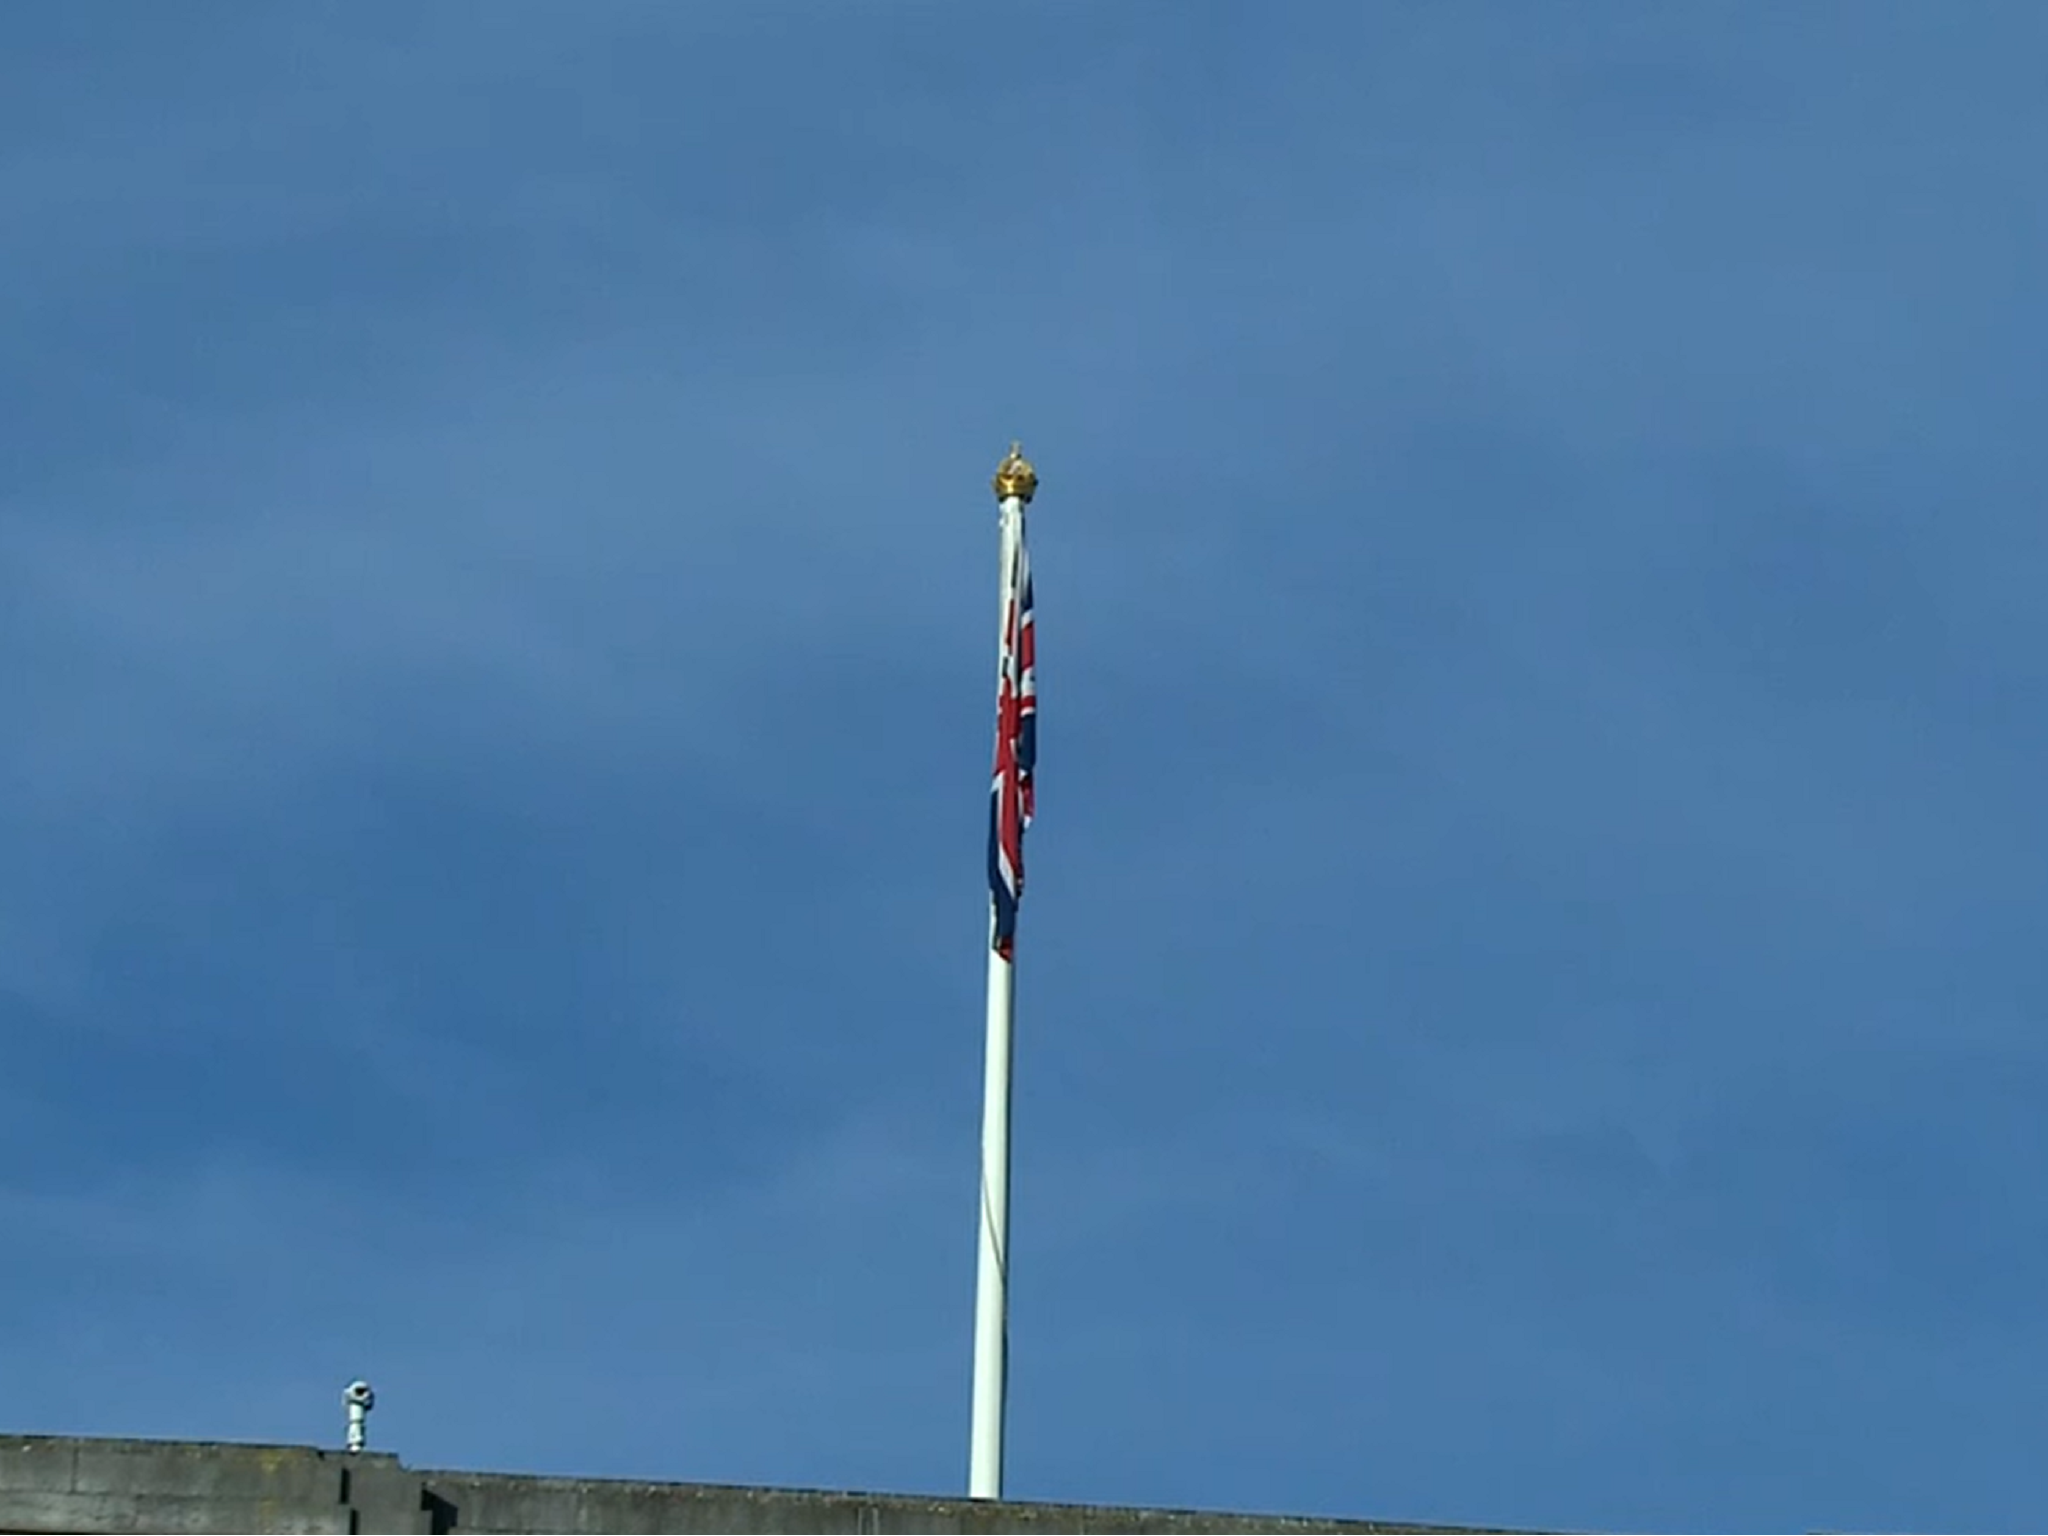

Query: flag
[988,536,1036,959]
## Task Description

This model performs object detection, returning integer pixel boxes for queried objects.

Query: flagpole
[970,442,1037,1501]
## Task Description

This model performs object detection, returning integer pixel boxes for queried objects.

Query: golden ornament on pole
[991,442,1038,504]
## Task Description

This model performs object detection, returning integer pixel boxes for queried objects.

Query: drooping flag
[988,536,1036,959]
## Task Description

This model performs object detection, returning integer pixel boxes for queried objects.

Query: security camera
[343,1379,375,1453]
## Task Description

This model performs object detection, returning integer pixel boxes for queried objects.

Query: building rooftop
[0,1433,1520,1535]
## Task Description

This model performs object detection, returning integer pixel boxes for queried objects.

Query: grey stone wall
[0,1436,1509,1535]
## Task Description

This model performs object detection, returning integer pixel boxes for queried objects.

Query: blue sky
[4,3,2047,1531]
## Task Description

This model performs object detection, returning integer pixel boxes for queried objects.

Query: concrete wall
[0,1436,1510,1535]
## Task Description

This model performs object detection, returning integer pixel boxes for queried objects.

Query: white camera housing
[343,1379,375,1453]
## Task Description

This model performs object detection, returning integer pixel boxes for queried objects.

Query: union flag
[988,538,1035,959]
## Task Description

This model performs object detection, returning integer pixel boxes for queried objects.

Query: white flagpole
[968,921,1016,1501]
[970,443,1036,1501]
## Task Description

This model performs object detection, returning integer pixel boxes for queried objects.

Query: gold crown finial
[992,441,1038,504]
